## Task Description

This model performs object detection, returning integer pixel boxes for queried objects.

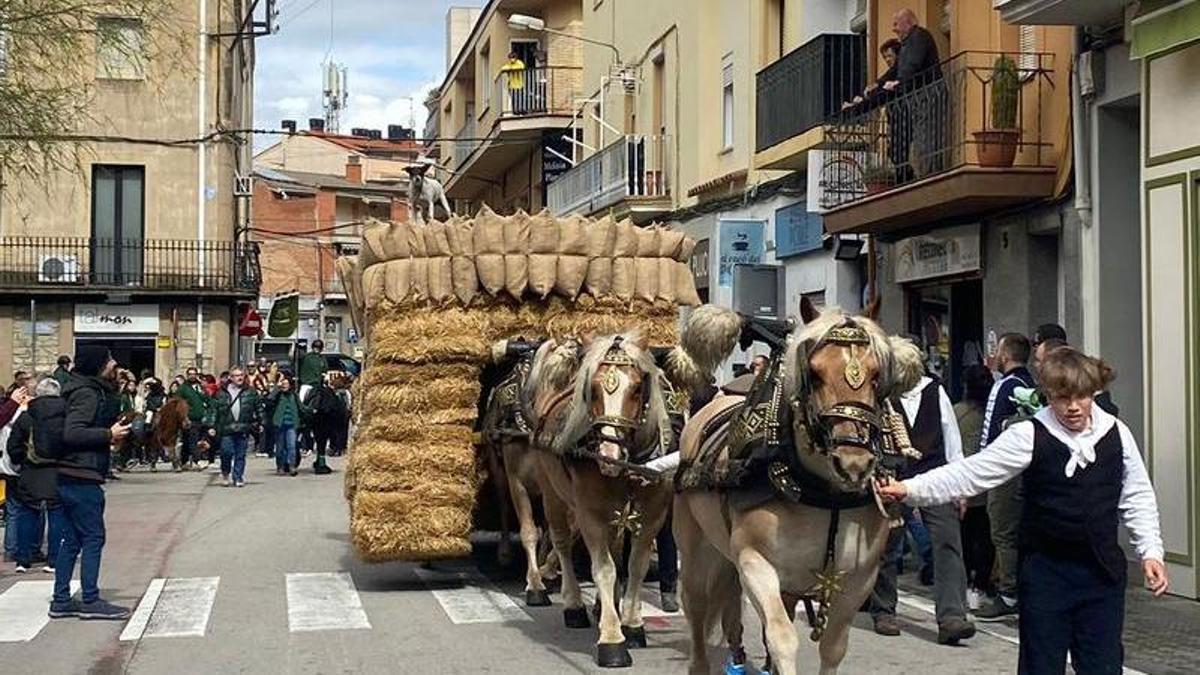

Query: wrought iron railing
[547,135,669,217]
[818,50,1055,209]
[0,237,261,293]
[491,66,581,119]
[756,33,866,153]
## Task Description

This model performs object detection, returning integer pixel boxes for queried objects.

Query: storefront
[73,303,159,377]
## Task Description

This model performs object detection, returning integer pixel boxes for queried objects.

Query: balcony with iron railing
[547,135,670,219]
[818,50,1058,234]
[0,238,261,295]
[755,33,867,169]
[490,66,581,121]
[453,116,479,169]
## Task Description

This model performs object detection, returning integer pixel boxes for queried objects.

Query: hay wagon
[335,208,701,562]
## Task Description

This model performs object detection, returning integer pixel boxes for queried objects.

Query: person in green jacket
[298,340,328,390]
[177,367,213,470]
[52,355,72,386]
[268,376,309,476]
[214,367,260,487]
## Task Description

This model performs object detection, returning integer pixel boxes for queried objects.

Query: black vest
[897,381,946,479]
[1021,419,1126,581]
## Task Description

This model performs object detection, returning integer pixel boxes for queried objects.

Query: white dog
[405,163,452,224]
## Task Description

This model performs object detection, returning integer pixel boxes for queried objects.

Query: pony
[151,397,191,471]
[523,332,675,668]
[673,300,922,675]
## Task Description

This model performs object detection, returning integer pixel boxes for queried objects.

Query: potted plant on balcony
[974,55,1021,168]
[862,162,893,196]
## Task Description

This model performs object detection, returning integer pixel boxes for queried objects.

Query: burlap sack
[614,219,638,257]
[658,229,685,259]
[657,258,677,303]
[361,221,388,267]
[677,236,697,263]
[451,257,479,305]
[363,263,387,310]
[612,258,636,301]
[423,222,452,257]
[559,215,590,255]
[449,221,474,256]
[676,262,702,306]
[586,257,614,297]
[476,254,505,295]
[635,226,661,257]
[555,255,589,299]
[428,257,453,303]
[587,216,617,258]
[529,210,559,253]
[382,221,412,260]
[410,257,429,299]
[406,223,428,258]
[528,254,558,298]
[503,210,531,254]
[505,254,529,298]
[635,257,659,303]
[383,259,412,304]
[473,207,506,254]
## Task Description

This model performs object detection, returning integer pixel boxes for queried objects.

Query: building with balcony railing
[546,135,671,220]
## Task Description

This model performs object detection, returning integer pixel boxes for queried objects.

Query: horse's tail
[668,305,742,392]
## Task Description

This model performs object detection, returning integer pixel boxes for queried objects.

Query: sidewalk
[898,571,1200,674]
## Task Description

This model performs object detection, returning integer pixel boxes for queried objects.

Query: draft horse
[673,301,921,674]
[524,333,675,668]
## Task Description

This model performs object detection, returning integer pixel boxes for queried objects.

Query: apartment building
[434,0,585,214]
[0,1,259,378]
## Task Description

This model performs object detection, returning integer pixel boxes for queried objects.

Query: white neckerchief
[1033,405,1117,477]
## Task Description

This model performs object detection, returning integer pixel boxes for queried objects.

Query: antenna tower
[322,61,349,134]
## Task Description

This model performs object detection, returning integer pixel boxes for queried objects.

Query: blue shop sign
[718,219,765,286]
[774,201,824,258]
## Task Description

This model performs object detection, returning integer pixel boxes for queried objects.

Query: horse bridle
[792,320,886,460]
[586,337,657,464]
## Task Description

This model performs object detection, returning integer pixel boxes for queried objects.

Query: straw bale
[405,222,428,257]
[428,257,453,303]
[612,258,636,301]
[351,491,474,562]
[658,229,685,259]
[677,236,697,262]
[528,254,557,298]
[635,257,659,303]
[635,226,661,256]
[384,258,413,305]
[504,254,529,298]
[614,218,638,257]
[658,258,677,303]
[559,215,590,255]
[451,256,479,305]
[555,255,589,299]
[587,216,617,258]
[473,206,506,254]
[676,261,703,306]
[476,254,505,295]
[423,222,452,257]
[362,363,479,388]
[529,209,559,253]
[361,220,389,267]
[503,210,531,254]
[363,379,481,415]
[363,263,387,311]
[585,257,614,297]
[370,311,492,362]
[359,420,474,448]
[410,258,429,299]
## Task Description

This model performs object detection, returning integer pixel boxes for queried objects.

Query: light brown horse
[674,303,921,674]
[523,333,675,668]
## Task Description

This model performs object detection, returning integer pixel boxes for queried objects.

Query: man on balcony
[501,51,527,115]
[883,9,946,184]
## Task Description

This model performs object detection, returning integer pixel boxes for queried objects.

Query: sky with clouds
[254,0,480,147]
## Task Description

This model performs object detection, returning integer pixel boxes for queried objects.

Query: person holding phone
[50,345,132,621]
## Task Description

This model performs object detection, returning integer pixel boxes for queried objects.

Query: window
[1019,25,1039,80]
[96,17,145,80]
[652,52,666,135]
[721,55,734,151]
[91,165,145,285]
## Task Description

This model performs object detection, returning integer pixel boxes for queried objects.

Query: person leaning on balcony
[883,8,945,183]
[843,39,901,111]
[501,51,527,114]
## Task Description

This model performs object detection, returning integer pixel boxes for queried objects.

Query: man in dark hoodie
[51,345,132,620]
[6,376,70,573]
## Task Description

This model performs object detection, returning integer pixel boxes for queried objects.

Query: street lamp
[507,13,622,64]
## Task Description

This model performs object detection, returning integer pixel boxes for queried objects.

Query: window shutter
[1019,25,1038,77]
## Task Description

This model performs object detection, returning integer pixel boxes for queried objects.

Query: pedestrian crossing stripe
[416,565,532,625]
[286,572,371,632]
[120,577,220,640]
[0,580,81,643]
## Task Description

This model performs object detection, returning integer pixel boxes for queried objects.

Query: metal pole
[29,298,36,371]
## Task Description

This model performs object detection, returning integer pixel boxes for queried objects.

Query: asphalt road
[0,456,1025,674]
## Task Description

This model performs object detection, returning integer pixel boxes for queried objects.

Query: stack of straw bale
[335,207,700,562]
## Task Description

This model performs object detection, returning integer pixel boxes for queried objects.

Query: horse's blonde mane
[785,308,896,398]
[552,333,672,456]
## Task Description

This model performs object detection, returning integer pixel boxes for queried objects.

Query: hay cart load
[336,207,701,562]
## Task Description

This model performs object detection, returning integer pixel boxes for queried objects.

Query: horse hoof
[525,589,551,607]
[563,607,591,629]
[621,625,647,648]
[596,643,632,668]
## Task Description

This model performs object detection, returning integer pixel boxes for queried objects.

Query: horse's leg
[738,547,799,675]
[578,503,631,668]
[542,477,586,627]
[674,493,716,675]
[619,488,670,648]
[488,441,515,568]
[505,446,549,606]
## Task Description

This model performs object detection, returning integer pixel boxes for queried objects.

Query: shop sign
[774,200,824,258]
[157,336,173,349]
[690,239,711,289]
[74,303,159,334]
[894,224,981,284]
[718,220,765,287]
[542,129,580,186]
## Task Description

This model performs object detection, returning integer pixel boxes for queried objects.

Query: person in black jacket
[882,8,945,183]
[6,376,69,573]
[50,345,132,621]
